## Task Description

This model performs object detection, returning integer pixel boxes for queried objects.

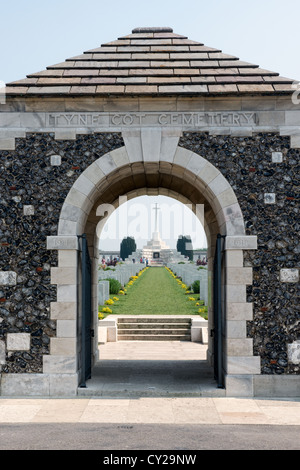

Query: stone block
[0,271,17,286]
[49,373,78,396]
[222,204,245,236]
[58,250,78,268]
[98,326,107,343]
[73,173,96,197]
[227,356,261,375]
[264,193,276,204]
[173,146,193,167]
[280,268,299,283]
[50,301,77,320]
[47,236,78,250]
[272,151,283,163]
[50,154,62,166]
[0,138,15,150]
[198,162,220,185]
[216,188,238,209]
[191,327,201,342]
[257,111,285,126]
[160,128,181,163]
[201,327,208,344]
[285,110,300,126]
[185,152,207,175]
[226,285,246,303]
[0,339,5,364]
[0,373,50,397]
[226,338,254,356]
[54,129,76,140]
[288,340,300,364]
[290,135,300,148]
[82,161,106,186]
[7,333,30,351]
[57,284,77,302]
[225,250,243,267]
[227,302,253,321]
[0,130,26,138]
[141,128,161,162]
[59,203,86,225]
[23,205,35,216]
[110,146,130,168]
[57,219,79,236]
[122,129,143,162]
[0,112,21,127]
[56,320,76,338]
[227,267,252,285]
[43,355,77,374]
[229,127,253,137]
[107,326,117,342]
[253,375,300,397]
[225,236,257,250]
[50,337,76,356]
[96,153,117,175]
[225,374,254,397]
[226,320,247,339]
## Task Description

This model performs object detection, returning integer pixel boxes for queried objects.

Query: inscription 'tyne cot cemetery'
[48,112,257,128]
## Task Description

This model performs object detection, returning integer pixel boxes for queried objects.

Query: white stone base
[98,319,117,343]
[0,371,298,397]
[0,372,79,396]
[191,319,208,344]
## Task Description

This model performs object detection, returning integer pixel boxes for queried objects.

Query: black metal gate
[78,234,92,388]
[213,234,225,388]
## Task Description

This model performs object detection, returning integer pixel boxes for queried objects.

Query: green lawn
[99,266,207,317]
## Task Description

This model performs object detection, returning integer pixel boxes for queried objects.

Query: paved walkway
[0,341,299,425]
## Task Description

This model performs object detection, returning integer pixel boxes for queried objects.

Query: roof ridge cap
[132,27,173,33]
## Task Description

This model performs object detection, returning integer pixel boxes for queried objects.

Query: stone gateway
[0,27,298,397]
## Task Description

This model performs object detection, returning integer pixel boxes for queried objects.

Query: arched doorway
[47,144,259,396]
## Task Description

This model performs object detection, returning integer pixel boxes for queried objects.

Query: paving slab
[0,342,299,425]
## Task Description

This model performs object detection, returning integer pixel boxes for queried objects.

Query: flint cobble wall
[179,132,299,375]
[0,131,298,376]
[0,132,123,373]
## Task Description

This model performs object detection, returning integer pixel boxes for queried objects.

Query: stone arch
[45,143,259,397]
[57,145,245,241]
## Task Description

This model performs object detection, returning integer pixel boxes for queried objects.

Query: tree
[177,235,193,260]
[120,236,136,260]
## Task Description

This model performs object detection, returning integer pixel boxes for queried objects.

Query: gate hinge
[91,329,95,338]
[210,328,215,337]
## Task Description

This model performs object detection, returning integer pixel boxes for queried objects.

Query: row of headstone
[167,263,208,306]
[98,262,145,306]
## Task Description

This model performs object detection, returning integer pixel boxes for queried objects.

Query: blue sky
[1,0,299,84]
[1,0,299,251]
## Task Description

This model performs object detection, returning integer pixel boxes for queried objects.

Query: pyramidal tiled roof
[6,27,295,96]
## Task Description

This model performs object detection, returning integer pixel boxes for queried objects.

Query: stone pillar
[45,236,80,396]
[224,236,261,397]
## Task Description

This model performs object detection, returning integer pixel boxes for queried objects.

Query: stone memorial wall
[179,132,299,375]
[0,132,124,374]
[0,27,299,397]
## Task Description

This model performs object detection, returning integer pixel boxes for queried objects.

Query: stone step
[118,323,191,330]
[118,328,191,335]
[117,317,192,324]
[116,316,192,341]
[117,334,191,341]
